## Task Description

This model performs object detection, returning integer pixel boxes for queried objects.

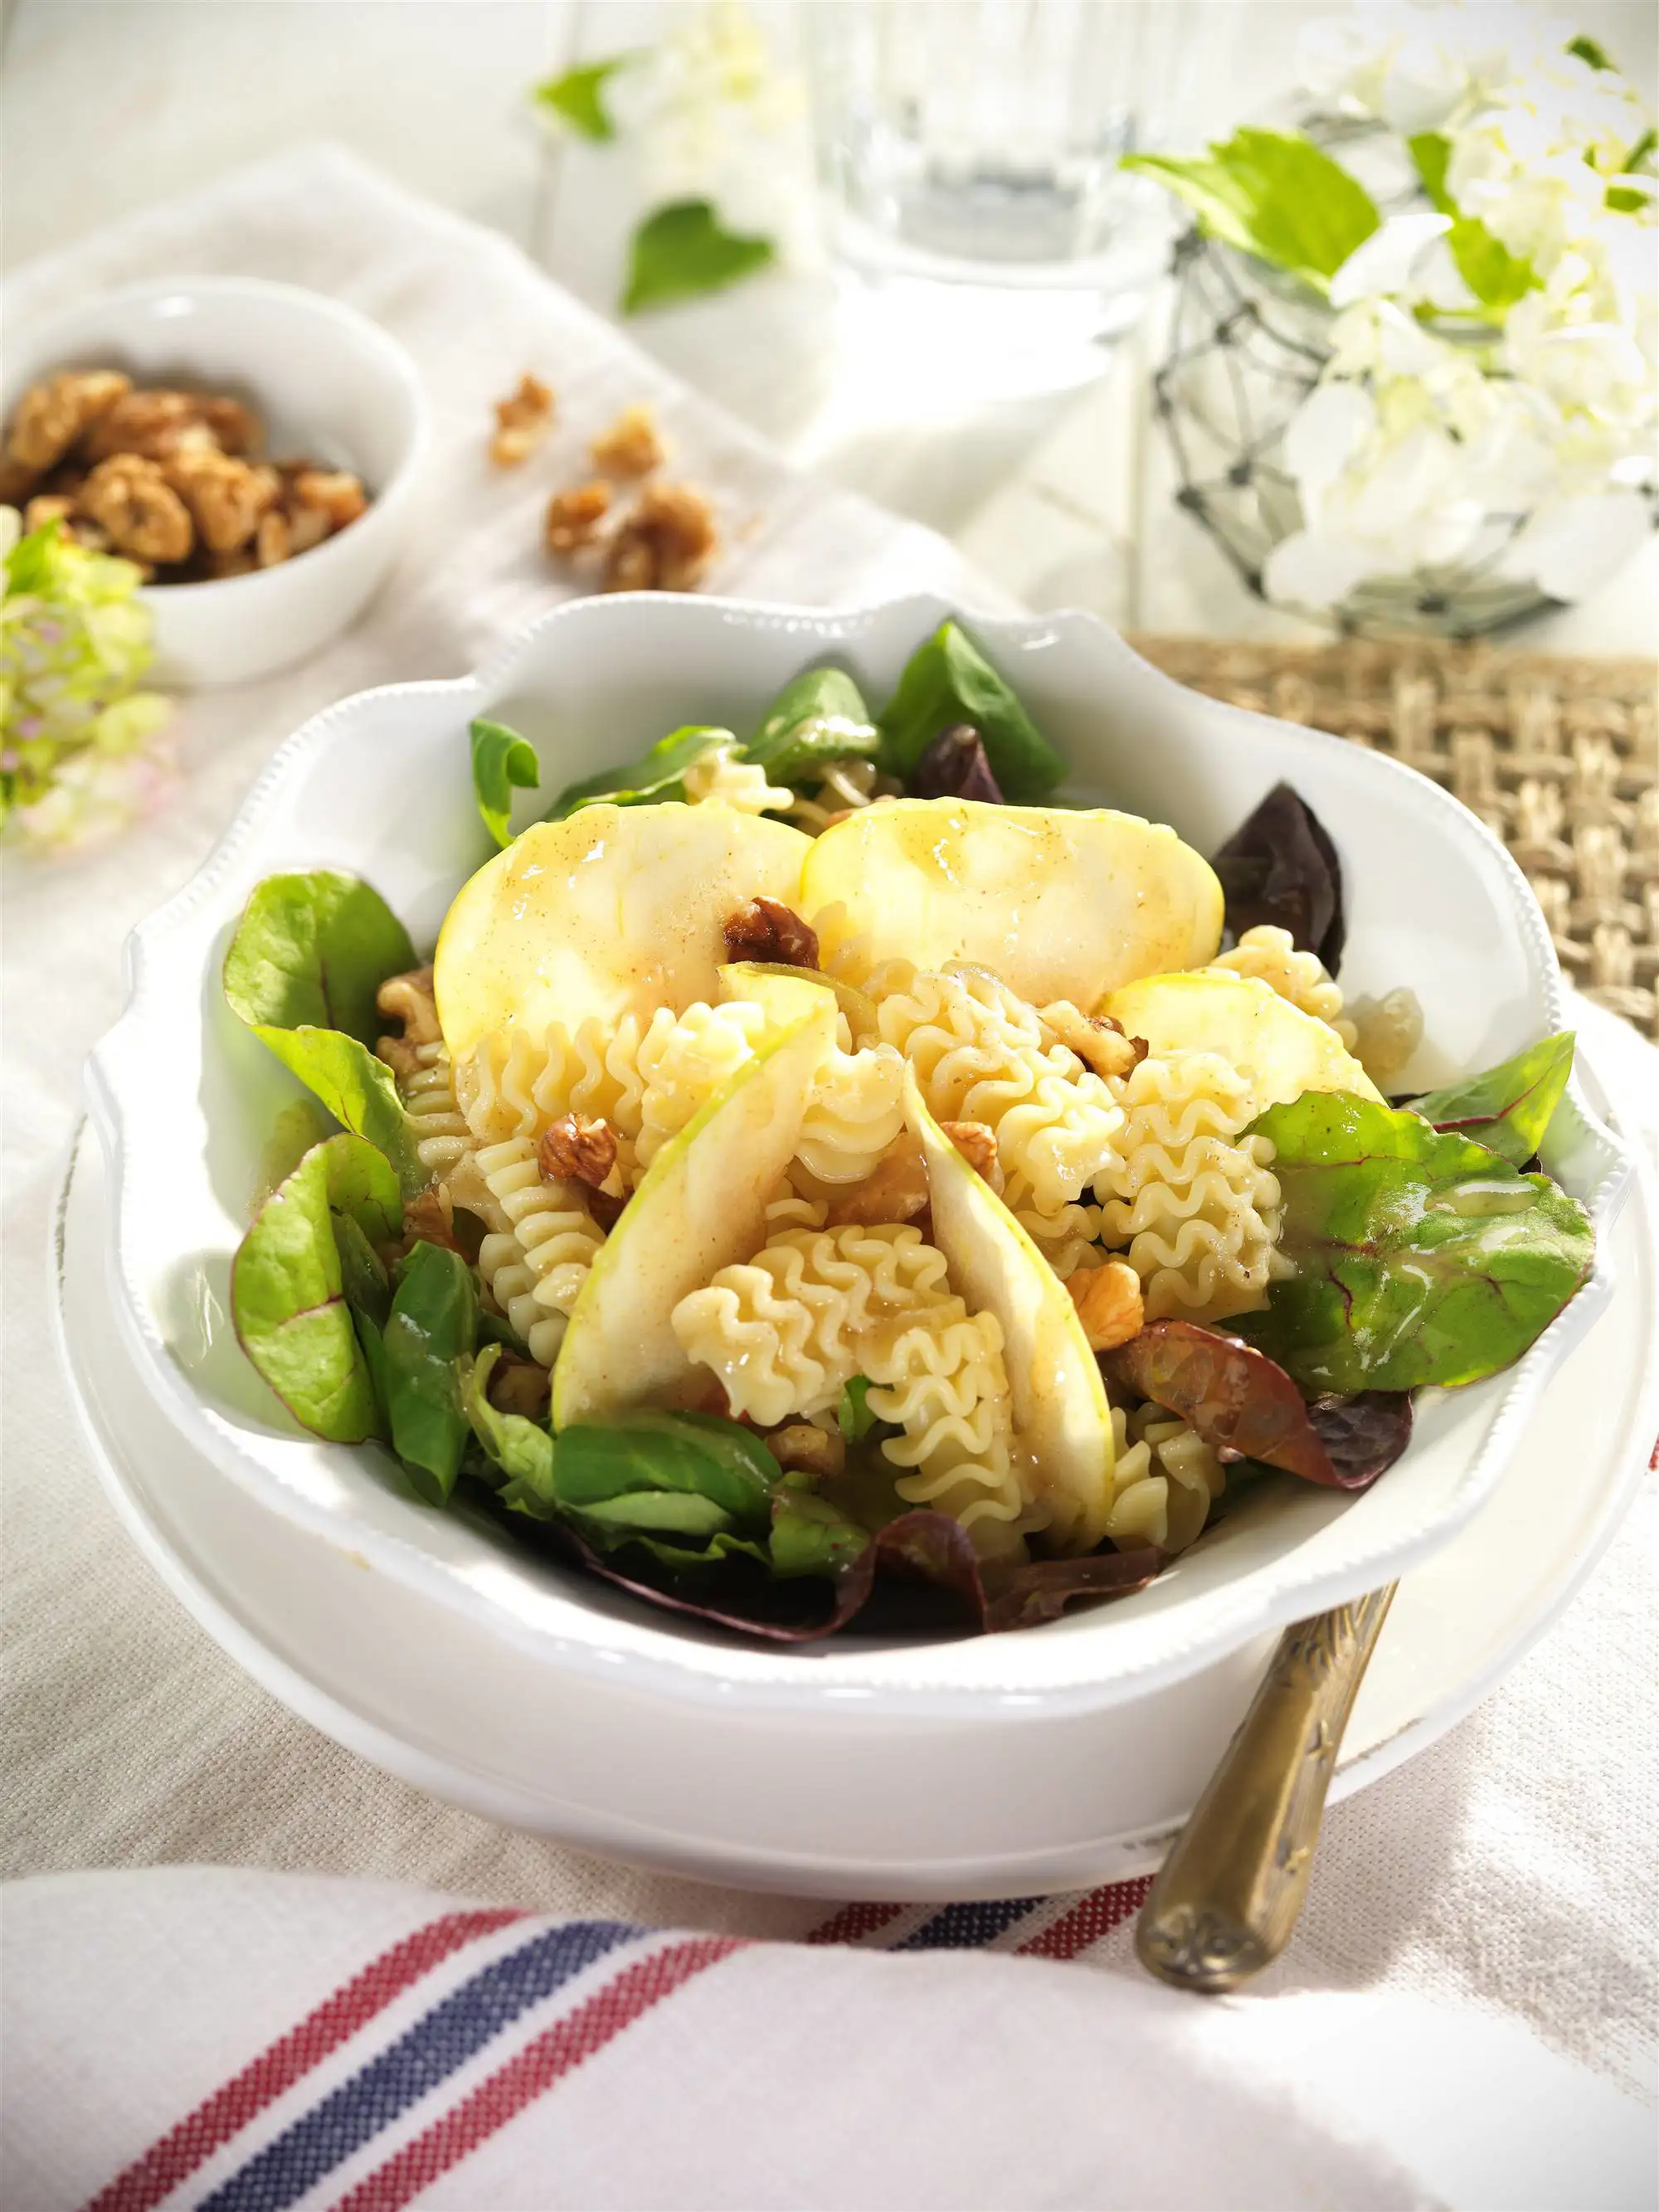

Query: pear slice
[717,960,878,1042]
[435,802,812,1061]
[800,797,1223,1008]
[1102,970,1382,1117]
[905,1069,1117,1553]
[552,1000,837,1427]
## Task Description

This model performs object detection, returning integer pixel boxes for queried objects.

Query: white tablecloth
[2,146,1656,2207]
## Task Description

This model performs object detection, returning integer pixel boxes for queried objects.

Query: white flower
[1500,489,1655,598]
[1329,211,1453,307]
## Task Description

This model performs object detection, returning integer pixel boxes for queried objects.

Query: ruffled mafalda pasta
[474,1139,609,1368]
[1103,1402,1227,1554]
[1205,925,1357,1049]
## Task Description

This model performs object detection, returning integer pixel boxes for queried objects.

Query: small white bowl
[2,277,429,688]
[85,594,1634,1723]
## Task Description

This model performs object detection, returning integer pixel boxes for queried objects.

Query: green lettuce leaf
[533,53,633,139]
[1238,1091,1594,1392]
[1566,32,1614,70]
[1124,128,1379,294]
[552,1410,779,1525]
[251,1026,425,1198]
[1409,1032,1576,1167]
[547,726,732,818]
[382,1242,478,1505]
[470,717,540,848]
[231,1134,401,1441]
[877,620,1064,802]
[224,872,414,1045]
[1407,132,1537,313]
[745,669,879,782]
[465,1347,557,1516]
[623,199,775,315]
[837,1374,878,1443]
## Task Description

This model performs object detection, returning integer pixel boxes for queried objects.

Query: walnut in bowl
[2,279,428,687]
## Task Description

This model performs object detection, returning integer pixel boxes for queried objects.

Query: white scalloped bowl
[84,594,1632,1719]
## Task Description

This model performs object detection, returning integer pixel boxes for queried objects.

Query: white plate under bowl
[53,1067,1658,1896]
[83,593,1635,1723]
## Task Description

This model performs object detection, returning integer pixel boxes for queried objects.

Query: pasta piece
[782,757,888,834]
[876,964,1124,1214]
[865,1306,1024,1539]
[762,1174,830,1233]
[1095,1050,1289,1324]
[455,1012,647,1169]
[1347,986,1424,1086]
[671,1223,951,1426]
[635,1000,770,1169]
[1102,1403,1226,1553]
[682,740,793,815]
[1000,1169,1103,1281]
[475,1136,607,1369]
[795,1040,907,1184]
[388,1039,472,1182]
[1205,925,1357,1048]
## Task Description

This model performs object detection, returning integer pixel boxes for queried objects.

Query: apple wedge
[552,1000,837,1427]
[905,1069,1117,1553]
[717,960,878,1042]
[435,802,812,1061]
[800,797,1223,1008]
[1102,970,1382,1116]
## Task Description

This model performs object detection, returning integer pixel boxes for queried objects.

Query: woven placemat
[1132,634,1659,1042]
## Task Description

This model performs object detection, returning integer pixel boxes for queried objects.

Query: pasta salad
[222,620,1595,1638]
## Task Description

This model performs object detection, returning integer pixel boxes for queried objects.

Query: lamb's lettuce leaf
[547,726,732,818]
[224,872,414,1045]
[877,620,1063,802]
[382,1242,478,1504]
[470,717,540,848]
[745,669,878,782]
[231,1134,401,1442]
[1237,1091,1594,1392]
[1408,1032,1575,1167]
[1124,128,1380,294]
[837,1374,878,1443]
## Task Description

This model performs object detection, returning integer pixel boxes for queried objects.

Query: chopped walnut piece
[488,1351,552,1419]
[722,895,819,969]
[591,402,664,478]
[828,1134,931,1228]
[1040,1002,1147,1080]
[202,547,259,579]
[544,481,612,555]
[376,967,440,1046]
[164,448,279,552]
[255,508,291,567]
[490,372,555,467]
[0,454,41,503]
[1068,1260,1145,1353]
[282,490,333,556]
[768,1422,846,1479]
[202,396,260,455]
[7,369,131,472]
[79,454,193,564]
[538,1112,618,1194]
[292,469,368,531]
[402,1185,465,1255]
[80,388,211,464]
[940,1120,1005,1194]
[602,481,717,594]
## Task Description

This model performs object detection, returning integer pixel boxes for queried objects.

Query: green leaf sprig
[623,200,776,315]
[223,872,426,1197]
[1406,133,1538,314]
[745,669,879,784]
[534,53,635,140]
[470,718,540,848]
[876,620,1064,802]
[1408,1032,1576,1167]
[1124,127,1380,294]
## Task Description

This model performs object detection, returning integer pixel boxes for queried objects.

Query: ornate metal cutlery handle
[1136,1585,1397,1993]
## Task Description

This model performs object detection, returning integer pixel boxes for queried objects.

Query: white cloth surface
[5,1865,1657,2212]
[2,144,1657,2204]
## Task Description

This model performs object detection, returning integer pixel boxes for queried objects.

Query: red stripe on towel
[84,1909,525,2212]
[333,1937,744,2212]
[802,1902,907,1946]
[1017,1879,1153,1959]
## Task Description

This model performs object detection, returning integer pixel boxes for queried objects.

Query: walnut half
[79,454,193,565]
[490,372,555,468]
[722,896,819,969]
[1068,1260,1145,1353]
[602,480,717,594]
[6,369,130,472]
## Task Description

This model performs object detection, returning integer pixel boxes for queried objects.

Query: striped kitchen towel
[5,1868,1652,2212]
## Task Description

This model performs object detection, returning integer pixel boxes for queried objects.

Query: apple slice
[800,797,1223,1008]
[905,1070,1117,1553]
[435,802,812,1061]
[552,1000,837,1427]
[717,960,878,1042]
[1103,970,1382,1116]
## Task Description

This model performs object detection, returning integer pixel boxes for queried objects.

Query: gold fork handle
[1135,1584,1397,1993]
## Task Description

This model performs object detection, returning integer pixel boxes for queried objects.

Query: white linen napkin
[2,144,1656,2212]
[6,1864,1655,2212]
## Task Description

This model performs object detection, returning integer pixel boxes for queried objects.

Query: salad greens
[1238,1091,1595,1393]
[875,620,1064,802]
[470,717,540,848]
[231,1133,401,1442]
[224,871,425,1197]
[1408,1031,1575,1168]
[744,668,878,782]
[549,725,732,818]
[1212,781,1345,970]
[382,1242,479,1504]
[1123,128,1379,296]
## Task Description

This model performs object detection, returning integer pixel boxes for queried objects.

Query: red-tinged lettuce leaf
[911,723,1005,805]
[493,1504,1159,1642]
[1237,1091,1595,1393]
[1407,1032,1575,1169]
[1101,1320,1413,1490]
[1212,781,1345,973]
[1305,1393,1415,1486]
